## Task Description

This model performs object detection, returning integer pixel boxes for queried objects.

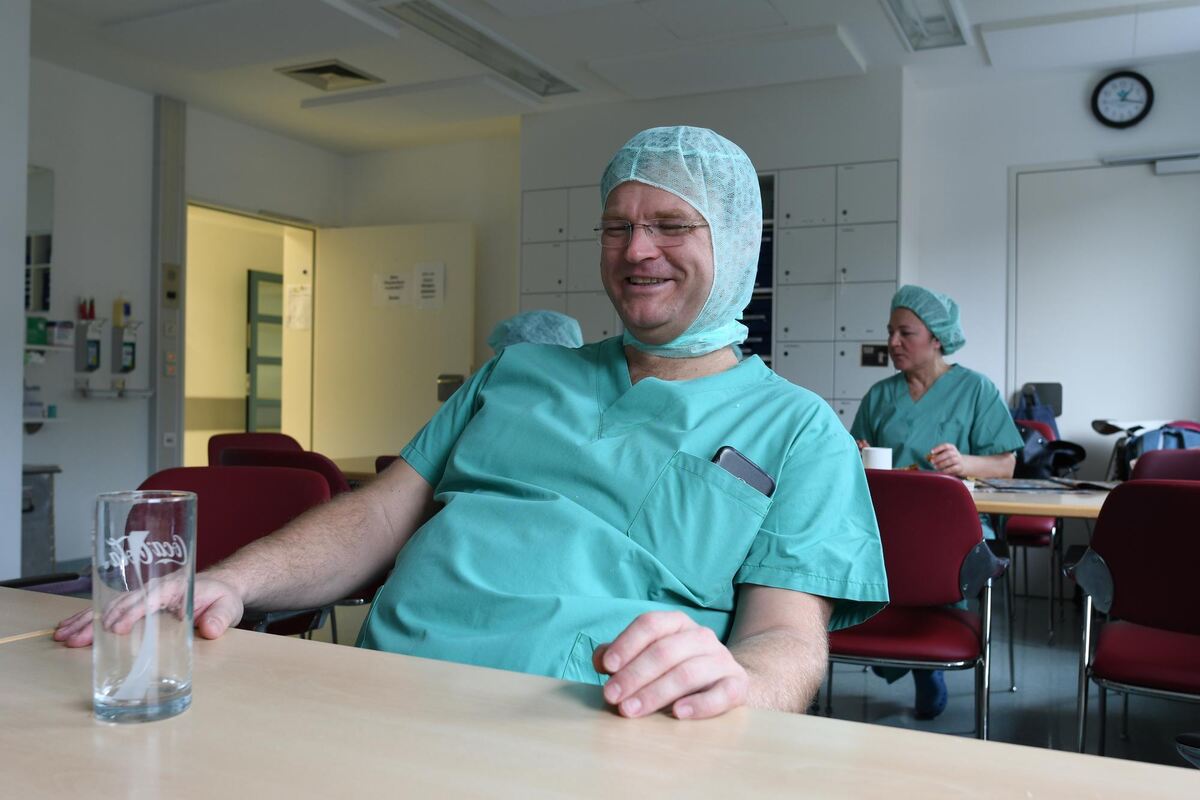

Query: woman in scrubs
[851,284,1023,720]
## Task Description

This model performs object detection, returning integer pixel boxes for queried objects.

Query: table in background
[0,585,85,642]
[970,488,1107,520]
[3,589,1196,798]
[331,456,379,484]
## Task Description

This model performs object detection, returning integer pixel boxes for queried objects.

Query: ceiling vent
[277,60,383,92]
[378,0,576,97]
[881,0,967,51]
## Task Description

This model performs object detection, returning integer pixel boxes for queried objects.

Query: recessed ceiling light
[277,60,383,92]
[379,0,576,97]
[881,0,967,52]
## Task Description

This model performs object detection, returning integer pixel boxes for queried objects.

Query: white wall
[0,1,31,579]
[341,136,519,369]
[187,108,346,227]
[23,58,154,566]
[521,71,902,189]
[904,54,1200,392]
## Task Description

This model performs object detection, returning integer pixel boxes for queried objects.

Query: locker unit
[566,241,604,292]
[775,284,835,342]
[522,189,568,242]
[778,167,836,227]
[836,223,897,283]
[775,342,834,399]
[566,292,619,342]
[837,162,898,224]
[520,293,567,314]
[836,282,895,340]
[835,343,893,399]
[777,227,836,285]
[520,242,567,293]
[832,399,860,431]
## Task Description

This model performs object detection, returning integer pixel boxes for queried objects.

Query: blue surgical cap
[487,310,583,354]
[890,285,966,355]
[600,126,762,358]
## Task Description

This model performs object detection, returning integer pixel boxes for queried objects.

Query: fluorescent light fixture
[881,0,967,51]
[379,0,576,97]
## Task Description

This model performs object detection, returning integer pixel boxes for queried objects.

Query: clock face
[1091,71,1154,129]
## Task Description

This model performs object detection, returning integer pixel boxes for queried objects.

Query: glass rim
[96,490,197,504]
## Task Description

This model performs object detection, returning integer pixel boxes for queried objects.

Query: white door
[1014,164,1200,473]
[778,166,836,227]
[836,282,894,340]
[314,223,475,458]
[836,223,897,283]
[837,162,898,224]
[776,284,835,342]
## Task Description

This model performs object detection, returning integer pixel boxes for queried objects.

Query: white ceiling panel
[1134,3,1200,58]
[637,0,788,41]
[587,26,864,101]
[980,12,1135,69]
[475,0,628,17]
[100,0,395,71]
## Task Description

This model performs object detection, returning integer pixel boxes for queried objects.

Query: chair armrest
[239,605,332,633]
[1069,548,1113,614]
[960,541,1009,599]
[1062,544,1089,575]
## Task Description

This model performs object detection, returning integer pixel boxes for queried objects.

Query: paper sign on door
[415,262,445,310]
[373,272,412,307]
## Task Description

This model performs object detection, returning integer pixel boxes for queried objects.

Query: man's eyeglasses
[593,219,709,248]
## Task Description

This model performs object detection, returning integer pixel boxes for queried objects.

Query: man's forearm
[731,626,828,713]
[206,460,436,612]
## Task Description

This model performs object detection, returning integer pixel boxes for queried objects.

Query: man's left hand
[593,611,748,720]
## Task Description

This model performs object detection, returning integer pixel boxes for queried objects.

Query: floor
[822,587,1200,769]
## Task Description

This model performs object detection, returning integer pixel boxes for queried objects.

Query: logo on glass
[105,532,189,570]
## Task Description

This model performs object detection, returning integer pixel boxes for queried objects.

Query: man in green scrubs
[58,127,888,721]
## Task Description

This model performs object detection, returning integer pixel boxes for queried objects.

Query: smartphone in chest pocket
[711,446,775,498]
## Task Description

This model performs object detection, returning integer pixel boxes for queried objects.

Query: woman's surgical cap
[890,285,966,355]
[487,310,584,354]
[600,126,762,358]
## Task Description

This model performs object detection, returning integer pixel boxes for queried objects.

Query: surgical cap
[600,126,762,358]
[890,285,966,355]
[487,310,583,354]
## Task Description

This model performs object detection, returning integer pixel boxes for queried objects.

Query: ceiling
[29,0,1200,154]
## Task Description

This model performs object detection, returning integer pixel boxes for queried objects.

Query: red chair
[825,470,1008,739]
[218,448,352,496]
[207,432,302,466]
[1130,449,1200,480]
[1071,480,1200,754]
[1006,418,1065,643]
[138,466,332,637]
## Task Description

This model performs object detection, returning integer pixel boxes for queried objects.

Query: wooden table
[970,488,1107,519]
[3,589,1196,798]
[0,586,87,643]
[331,456,380,483]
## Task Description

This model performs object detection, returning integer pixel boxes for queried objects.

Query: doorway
[183,206,314,466]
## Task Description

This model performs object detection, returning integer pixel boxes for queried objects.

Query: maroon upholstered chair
[1006,419,1065,644]
[826,470,1008,739]
[207,432,302,466]
[1129,449,1200,481]
[375,455,398,474]
[219,448,352,497]
[138,466,332,637]
[1071,480,1200,754]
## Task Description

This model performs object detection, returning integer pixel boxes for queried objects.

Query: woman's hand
[928,443,966,476]
[855,439,870,452]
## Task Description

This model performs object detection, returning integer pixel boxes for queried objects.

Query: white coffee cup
[862,446,893,470]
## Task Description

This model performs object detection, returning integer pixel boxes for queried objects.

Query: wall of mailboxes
[519,160,899,430]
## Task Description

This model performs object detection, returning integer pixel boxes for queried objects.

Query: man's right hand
[53,574,246,648]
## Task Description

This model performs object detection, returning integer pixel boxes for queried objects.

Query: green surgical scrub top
[359,337,888,684]
[850,365,1024,470]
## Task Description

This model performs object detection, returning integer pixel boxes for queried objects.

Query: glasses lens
[596,221,629,248]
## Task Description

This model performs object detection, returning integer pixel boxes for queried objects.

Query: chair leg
[825,662,834,716]
[1099,686,1108,756]
[1006,567,1016,692]
[1121,693,1130,740]
[330,607,339,645]
[1022,547,1029,595]
[978,581,994,740]
[1076,595,1094,753]
[1047,528,1056,642]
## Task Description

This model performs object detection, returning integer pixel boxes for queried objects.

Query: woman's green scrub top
[359,337,888,684]
[850,365,1024,470]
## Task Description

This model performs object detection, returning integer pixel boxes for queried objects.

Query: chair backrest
[1130,449,1200,481]
[865,469,984,607]
[1090,480,1200,635]
[1014,418,1057,442]
[138,467,330,570]
[218,448,352,496]
[375,455,398,474]
[207,432,303,466]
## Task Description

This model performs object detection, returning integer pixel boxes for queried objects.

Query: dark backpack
[1014,426,1086,480]
[1113,424,1200,480]
[1012,386,1060,440]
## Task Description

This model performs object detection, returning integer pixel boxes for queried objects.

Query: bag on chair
[1012,386,1060,439]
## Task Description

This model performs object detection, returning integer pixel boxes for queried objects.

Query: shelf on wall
[22,418,63,434]
[77,387,154,400]
[24,343,73,353]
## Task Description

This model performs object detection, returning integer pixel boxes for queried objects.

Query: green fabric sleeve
[400,356,502,488]
[968,373,1026,456]
[735,406,889,632]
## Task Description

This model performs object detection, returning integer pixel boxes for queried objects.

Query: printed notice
[372,271,411,308]
[285,284,312,330]
[415,262,445,310]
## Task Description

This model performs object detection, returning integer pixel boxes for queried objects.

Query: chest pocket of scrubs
[627,451,772,606]
[935,419,967,451]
